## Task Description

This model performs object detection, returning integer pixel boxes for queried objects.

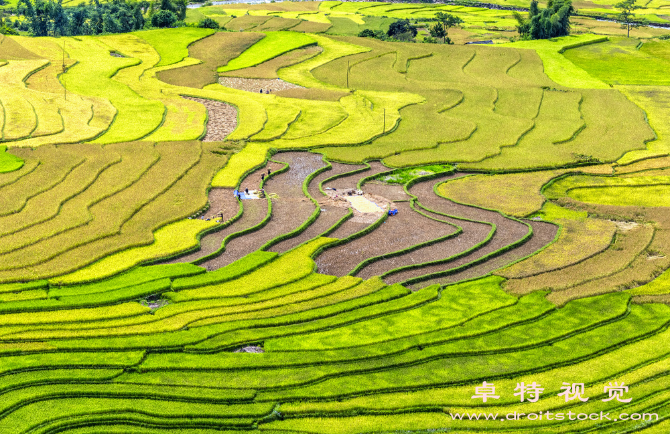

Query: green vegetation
[0,145,23,173]
[564,37,670,85]
[218,31,316,72]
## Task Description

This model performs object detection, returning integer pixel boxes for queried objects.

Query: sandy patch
[218,77,303,93]
[346,195,384,213]
[613,221,640,231]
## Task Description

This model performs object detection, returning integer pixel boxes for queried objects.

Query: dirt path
[201,152,325,268]
[315,200,459,277]
[183,96,237,141]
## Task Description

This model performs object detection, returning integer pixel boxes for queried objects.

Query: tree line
[14,0,188,37]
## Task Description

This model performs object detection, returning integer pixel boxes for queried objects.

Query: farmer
[261,173,265,181]
[245,188,249,195]
[259,89,263,93]
[268,168,271,175]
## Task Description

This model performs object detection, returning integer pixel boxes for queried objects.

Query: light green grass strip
[0,146,23,173]
[134,28,216,67]
[52,219,218,285]
[218,31,316,72]
[499,35,609,89]
[278,34,370,89]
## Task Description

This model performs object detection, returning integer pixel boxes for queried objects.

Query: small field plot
[564,37,670,85]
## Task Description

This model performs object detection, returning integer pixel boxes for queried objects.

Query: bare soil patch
[321,161,394,238]
[270,205,349,253]
[322,161,390,191]
[221,2,320,11]
[233,345,265,353]
[192,199,269,270]
[183,96,237,141]
[316,200,457,276]
[362,181,411,201]
[218,77,303,93]
[307,161,365,199]
[256,17,302,31]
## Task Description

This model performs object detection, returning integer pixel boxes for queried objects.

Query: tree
[435,11,462,43]
[387,19,417,39]
[429,22,446,43]
[358,29,376,38]
[514,0,574,40]
[151,9,176,27]
[614,0,647,37]
[198,16,219,29]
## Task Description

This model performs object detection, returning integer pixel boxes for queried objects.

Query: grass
[278,34,371,89]
[437,165,612,217]
[375,164,452,185]
[506,221,654,295]
[171,237,335,301]
[267,276,515,350]
[572,184,670,207]
[0,146,23,173]
[0,141,229,283]
[218,31,316,73]
[224,16,272,31]
[53,219,218,285]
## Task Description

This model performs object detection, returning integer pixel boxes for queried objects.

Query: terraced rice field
[1,6,670,433]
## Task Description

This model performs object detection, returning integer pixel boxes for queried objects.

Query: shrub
[151,10,177,28]
[0,25,18,35]
[387,19,417,38]
[198,17,219,29]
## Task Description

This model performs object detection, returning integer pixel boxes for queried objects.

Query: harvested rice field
[1,3,670,433]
